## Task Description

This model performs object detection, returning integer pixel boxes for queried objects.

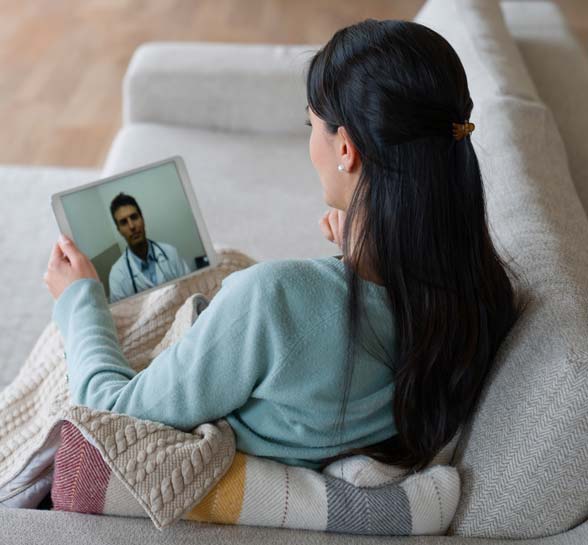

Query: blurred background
[0,0,586,168]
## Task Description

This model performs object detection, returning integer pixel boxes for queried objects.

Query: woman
[44,19,524,473]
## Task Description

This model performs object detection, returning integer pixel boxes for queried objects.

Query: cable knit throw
[0,246,461,535]
[0,248,256,509]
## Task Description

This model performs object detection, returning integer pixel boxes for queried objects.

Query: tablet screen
[55,159,212,305]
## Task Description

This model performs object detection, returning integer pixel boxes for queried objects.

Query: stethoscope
[125,238,169,294]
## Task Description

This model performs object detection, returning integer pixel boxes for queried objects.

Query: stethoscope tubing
[124,239,169,294]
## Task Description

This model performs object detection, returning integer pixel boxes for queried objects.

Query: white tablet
[51,156,218,307]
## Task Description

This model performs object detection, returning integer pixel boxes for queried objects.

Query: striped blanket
[52,407,461,535]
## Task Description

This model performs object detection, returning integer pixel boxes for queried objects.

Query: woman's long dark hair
[307,19,527,472]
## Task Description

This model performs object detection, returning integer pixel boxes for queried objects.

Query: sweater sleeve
[52,265,273,431]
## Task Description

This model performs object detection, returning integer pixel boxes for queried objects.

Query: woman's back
[224,257,397,468]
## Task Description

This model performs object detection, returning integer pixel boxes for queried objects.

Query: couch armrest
[122,42,319,135]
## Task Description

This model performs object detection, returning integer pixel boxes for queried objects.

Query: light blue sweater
[53,256,398,469]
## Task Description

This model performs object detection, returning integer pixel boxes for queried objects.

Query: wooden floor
[0,0,586,168]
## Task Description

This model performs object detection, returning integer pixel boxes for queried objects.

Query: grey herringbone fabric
[416,0,588,538]
[325,476,412,535]
[501,1,588,220]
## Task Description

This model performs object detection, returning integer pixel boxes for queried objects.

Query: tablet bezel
[51,155,219,307]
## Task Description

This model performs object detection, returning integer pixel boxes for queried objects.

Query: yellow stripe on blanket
[184,452,247,525]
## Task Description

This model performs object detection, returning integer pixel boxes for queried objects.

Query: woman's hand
[319,208,346,250]
[43,234,101,301]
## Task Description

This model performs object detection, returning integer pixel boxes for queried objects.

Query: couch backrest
[123,42,315,135]
[415,0,588,538]
[501,0,588,219]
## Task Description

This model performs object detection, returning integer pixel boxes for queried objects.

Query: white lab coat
[108,239,191,303]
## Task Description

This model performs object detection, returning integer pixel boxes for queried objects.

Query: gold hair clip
[452,121,475,141]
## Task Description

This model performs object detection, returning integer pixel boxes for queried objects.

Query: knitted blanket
[0,246,461,535]
[0,247,257,508]
[51,413,461,534]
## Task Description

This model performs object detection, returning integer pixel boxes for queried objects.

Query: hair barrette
[452,121,475,141]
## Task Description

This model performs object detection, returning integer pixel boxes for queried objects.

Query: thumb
[58,234,80,264]
[49,241,67,268]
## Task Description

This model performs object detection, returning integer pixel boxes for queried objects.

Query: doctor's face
[114,205,146,247]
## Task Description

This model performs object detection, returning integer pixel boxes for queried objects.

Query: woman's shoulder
[218,257,350,317]
[223,256,346,291]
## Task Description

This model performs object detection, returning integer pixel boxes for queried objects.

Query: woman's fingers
[326,211,338,243]
[318,208,346,249]
[327,210,339,247]
[336,210,346,247]
[57,235,82,267]
[319,211,335,242]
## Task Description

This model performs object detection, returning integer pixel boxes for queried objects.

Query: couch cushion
[9,507,588,545]
[415,0,588,538]
[123,42,313,135]
[101,123,336,262]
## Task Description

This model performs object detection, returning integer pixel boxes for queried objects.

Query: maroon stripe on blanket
[51,421,111,514]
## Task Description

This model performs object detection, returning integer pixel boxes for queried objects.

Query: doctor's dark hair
[307,19,526,472]
[110,192,143,226]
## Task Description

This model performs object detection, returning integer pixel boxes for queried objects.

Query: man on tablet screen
[108,192,191,303]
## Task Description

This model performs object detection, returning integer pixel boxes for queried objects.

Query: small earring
[337,164,346,172]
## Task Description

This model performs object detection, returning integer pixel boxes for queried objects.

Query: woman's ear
[337,126,361,173]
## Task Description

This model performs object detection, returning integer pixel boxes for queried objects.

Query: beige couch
[1,0,588,543]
